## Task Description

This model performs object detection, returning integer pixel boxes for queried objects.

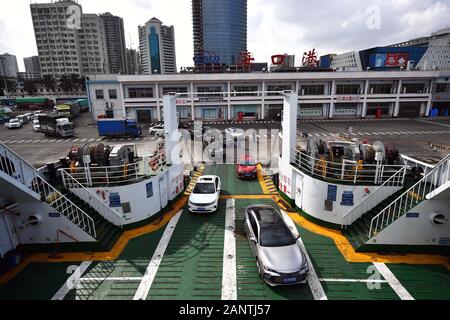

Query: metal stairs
[343,153,450,251]
[0,142,123,251]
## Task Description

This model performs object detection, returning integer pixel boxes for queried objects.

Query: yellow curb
[285,207,450,270]
[0,196,188,285]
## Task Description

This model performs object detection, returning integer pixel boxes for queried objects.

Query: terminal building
[85,70,449,124]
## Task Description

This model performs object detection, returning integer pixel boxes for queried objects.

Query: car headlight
[262,265,278,274]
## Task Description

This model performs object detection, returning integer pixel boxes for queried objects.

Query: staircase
[61,191,123,251]
[343,153,450,251]
[0,142,123,251]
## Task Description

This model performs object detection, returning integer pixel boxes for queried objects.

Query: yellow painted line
[284,207,450,270]
[256,167,449,269]
[257,164,278,195]
[0,196,188,285]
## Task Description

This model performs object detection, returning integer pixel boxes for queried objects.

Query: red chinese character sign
[302,49,319,68]
[239,51,255,67]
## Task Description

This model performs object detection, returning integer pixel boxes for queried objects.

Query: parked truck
[97,118,142,138]
[38,114,74,137]
[55,102,80,119]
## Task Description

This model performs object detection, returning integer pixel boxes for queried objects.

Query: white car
[6,118,22,129]
[149,124,165,137]
[32,119,40,132]
[189,176,221,213]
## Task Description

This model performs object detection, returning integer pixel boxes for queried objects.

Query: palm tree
[58,75,72,93]
[42,75,56,92]
[23,80,37,95]
[78,75,88,93]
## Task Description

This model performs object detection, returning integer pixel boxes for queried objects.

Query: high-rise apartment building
[30,0,109,77]
[100,12,128,74]
[192,0,247,66]
[23,56,42,75]
[138,18,177,75]
[126,48,142,75]
[0,53,19,78]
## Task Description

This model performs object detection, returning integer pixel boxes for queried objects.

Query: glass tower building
[193,0,247,66]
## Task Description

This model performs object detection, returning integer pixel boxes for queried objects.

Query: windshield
[193,183,216,194]
[61,124,73,130]
[239,158,257,166]
[260,224,296,247]
[10,119,19,123]
[33,120,39,125]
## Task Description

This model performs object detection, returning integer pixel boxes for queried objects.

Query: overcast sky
[1,0,449,72]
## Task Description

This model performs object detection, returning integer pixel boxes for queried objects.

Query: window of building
[267,85,292,96]
[370,84,394,94]
[197,86,223,97]
[435,83,449,93]
[162,87,188,95]
[109,89,117,99]
[301,85,325,95]
[95,90,104,99]
[232,86,259,96]
[128,87,154,98]
[336,84,361,95]
[402,83,426,94]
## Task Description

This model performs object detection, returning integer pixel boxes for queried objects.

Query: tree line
[1,74,89,96]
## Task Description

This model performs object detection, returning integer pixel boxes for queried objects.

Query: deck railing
[60,147,168,188]
[0,142,96,239]
[369,153,450,238]
[60,170,123,227]
[290,149,405,185]
[341,166,406,226]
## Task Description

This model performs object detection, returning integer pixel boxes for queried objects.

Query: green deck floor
[64,228,166,300]
[1,164,449,300]
[203,164,263,195]
[147,204,226,300]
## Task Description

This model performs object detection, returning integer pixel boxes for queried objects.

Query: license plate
[283,277,297,283]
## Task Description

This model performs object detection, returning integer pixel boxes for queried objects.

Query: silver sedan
[243,205,309,286]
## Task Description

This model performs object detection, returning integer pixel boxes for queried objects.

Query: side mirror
[250,237,257,244]
[295,235,301,241]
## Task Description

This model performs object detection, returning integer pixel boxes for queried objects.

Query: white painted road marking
[320,278,388,283]
[280,211,327,300]
[52,261,92,300]
[373,262,414,300]
[133,211,182,300]
[222,199,237,300]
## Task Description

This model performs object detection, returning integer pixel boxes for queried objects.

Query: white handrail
[1,142,96,238]
[31,176,97,239]
[60,170,123,228]
[291,148,405,185]
[369,153,450,238]
[341,166,406,227]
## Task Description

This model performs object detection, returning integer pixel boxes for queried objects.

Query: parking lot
[1,115,449,167]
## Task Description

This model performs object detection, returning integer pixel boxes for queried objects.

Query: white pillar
[261,81,266,120]
[394,80,402,117]
[329,80,336,118]
[425,80,433,117]
[361,80,369,118]
[278,91,298,201]
[281,92,298,163]
[190,82,195,121]
[155,83,161,122]
[163,94,179,167]
[227,82,232,120]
